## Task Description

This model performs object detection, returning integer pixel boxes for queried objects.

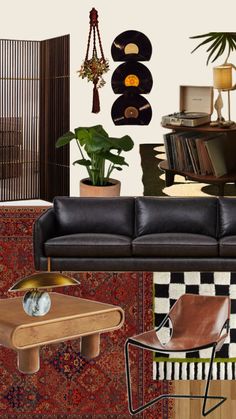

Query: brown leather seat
[125,294,231,417]
[130,294,230,352]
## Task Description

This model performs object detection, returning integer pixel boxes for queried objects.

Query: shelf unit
[159,123,236,196]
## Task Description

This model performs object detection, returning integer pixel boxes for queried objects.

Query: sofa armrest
[33,208,57,270]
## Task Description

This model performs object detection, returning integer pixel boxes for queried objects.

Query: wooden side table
[0,293,124,374]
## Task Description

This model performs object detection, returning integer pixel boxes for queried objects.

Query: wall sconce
[213,64,236,126]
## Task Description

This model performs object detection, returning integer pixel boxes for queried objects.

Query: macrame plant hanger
[84,8,107,113]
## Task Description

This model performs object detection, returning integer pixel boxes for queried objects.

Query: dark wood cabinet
[159,123,236,196]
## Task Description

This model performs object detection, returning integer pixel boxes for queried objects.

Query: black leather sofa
[34,196,236,272]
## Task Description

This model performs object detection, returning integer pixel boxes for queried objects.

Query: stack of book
[163,131,228,177]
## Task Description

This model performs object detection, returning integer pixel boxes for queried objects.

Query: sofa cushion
[219,236,236,257]
[219,198,236,237]
[53,197,134,237]
[44,233,132,258]
[135,197,217,237]
[132,233,218,257]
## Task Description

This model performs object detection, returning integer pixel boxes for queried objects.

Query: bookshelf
[160,123,236,196]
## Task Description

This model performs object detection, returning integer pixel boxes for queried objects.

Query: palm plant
[190,32,236,65]
[56,125,134,186]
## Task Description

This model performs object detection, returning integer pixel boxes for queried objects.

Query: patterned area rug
[0,207,173,419]
[154,272,236,380]
[140,144,236,196]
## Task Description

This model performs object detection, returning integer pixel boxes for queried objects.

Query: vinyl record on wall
[111,62,153,94]
[111,93,152,125]
[111,30,152,61]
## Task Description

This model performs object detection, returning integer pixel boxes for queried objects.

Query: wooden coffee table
[0,293,124,374]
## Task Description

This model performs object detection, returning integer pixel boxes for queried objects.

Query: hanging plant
[78,56,109,88]
[78,8,109,113]
[190,32,236,65]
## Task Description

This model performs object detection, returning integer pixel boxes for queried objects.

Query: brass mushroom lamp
[8,273,80,317]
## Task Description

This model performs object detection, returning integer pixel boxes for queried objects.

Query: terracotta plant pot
[80,178,121,197]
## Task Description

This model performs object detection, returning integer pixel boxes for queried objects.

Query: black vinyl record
[111,93,152,125]
[111,30,152,62]
[111,62,153,94]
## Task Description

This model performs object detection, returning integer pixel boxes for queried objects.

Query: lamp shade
[213,65,232,90]
[8,272,80,292]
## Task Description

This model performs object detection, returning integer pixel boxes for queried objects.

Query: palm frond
[206,37,224,65]
[211,36,227,64]
[190,32,236,65]
[191,36,216,54]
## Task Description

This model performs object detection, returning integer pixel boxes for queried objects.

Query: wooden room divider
[0,34,70,202]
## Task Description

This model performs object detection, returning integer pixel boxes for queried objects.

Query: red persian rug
[0,207,174,419]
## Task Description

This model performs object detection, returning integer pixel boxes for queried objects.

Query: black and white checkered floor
[154,272,236,380]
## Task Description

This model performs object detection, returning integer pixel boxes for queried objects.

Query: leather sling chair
[125,294,230,417]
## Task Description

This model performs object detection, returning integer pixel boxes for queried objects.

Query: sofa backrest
[53,197,135,236]
[219,198,236,237]
[135,197,218,237]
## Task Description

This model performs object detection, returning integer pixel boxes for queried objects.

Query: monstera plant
[56,125,134,196]
[190,32,236,65]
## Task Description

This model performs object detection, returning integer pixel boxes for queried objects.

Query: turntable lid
[180,85,213,115]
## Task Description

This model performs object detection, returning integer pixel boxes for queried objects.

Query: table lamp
[9,272,80,317]
[213,64,236,126]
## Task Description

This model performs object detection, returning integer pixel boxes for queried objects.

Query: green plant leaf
[84,134,112,154]
[73,159,91,166]
[74,127,91,144]
[88,125,109,138]
[74,125,108,143]
[113,166,123,171]
[107,135,134,151]
[101,151,128,166]
[55,131,75,148]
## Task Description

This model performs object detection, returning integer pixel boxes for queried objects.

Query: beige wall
[1,0,236,195]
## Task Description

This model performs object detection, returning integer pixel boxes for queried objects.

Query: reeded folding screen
[0,35,69,202]
[39,35,70,202]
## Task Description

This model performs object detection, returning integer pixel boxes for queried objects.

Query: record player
[162,85,214,127]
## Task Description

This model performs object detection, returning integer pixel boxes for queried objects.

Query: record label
[112,62,153,94]
[124,74,140,87]
[111,30,152,61]
[124,43,139,55]
[111,93,152,125]
[124,106,139,118]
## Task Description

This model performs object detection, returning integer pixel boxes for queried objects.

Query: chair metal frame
[124,312,229,417]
